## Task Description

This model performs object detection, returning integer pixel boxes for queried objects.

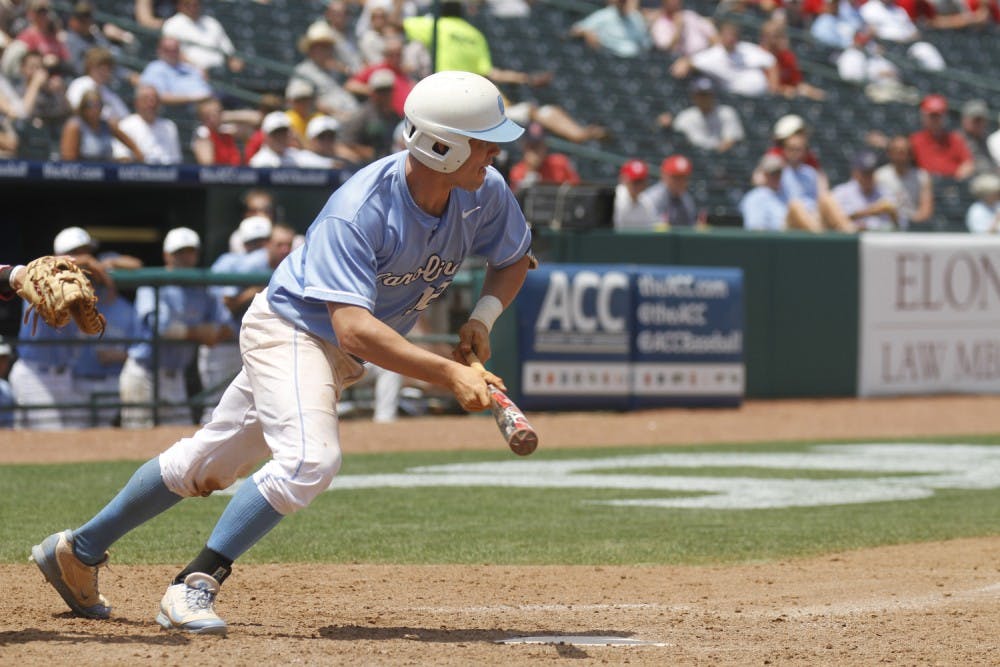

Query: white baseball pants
[197,342,243,422]
[119,357,193,428]
[9,360,81,430]
[158,293,364,515]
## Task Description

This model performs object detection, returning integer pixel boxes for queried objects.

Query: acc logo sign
[320,444,1000,510]
[535,270,628,334]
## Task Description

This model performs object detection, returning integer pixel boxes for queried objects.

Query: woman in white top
[966,172,1000,234]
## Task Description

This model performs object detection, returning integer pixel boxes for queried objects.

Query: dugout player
[31,71,534,634]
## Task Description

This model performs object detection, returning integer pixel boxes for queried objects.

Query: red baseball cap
[920,94,948,114]
[661,154,692,176]
[619,159,649,182]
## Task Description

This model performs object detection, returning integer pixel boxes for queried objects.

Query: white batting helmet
[403,71,524,173]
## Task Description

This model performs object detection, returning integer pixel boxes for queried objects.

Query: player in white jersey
[30,71,534,635]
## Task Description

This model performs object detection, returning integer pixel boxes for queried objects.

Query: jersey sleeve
[470,179,532,269]
[301,216,379,310]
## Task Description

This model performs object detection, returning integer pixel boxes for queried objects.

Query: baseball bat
[465,350,539,456]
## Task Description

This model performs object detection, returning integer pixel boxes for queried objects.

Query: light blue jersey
[129,283,229,371]
[268,151,531,344]
[73,289,139,379]
[16,300,79,369]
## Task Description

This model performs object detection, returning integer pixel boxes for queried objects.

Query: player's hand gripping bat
[465,351,539,456]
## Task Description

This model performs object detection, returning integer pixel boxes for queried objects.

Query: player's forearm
[479,255,531,308]
[329,304,463,388]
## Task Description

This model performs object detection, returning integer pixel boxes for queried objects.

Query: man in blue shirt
[32,71,534,635]
[139,36,214,107]
[570,0,651,58]
[740,153,823,232]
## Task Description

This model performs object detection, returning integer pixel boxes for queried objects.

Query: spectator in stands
[640,155,705,228]
[741,153,823,231]
[338,67,400,163]
[965,172,1000,233]
[221,221,295,321]
[0,0,28,50]
[60,88,143,162]
[298,114,362,169]
[780,132,855,230]
[658,75,744,153]
[613,158,658,231]
[284,78,321,147]
[569,0,650,58]
[112,84,181,164]
[895,0,990,29]
[162,0,243,75]
[134,0,175,31]
[12,48,70,129]
[0,112,15,156]
[810,0,862,48]
[63,1,136,79]
[835,30,919,105]
[910,94,975,180]
[291,21,360,122]
[248,110,306,168]
[121,227,231,428]
[690,19,777,97]
[752,114,822,185]
[404,0,607,143]
[15,0,68,71]
[308,0,363,75]
[830,150,897,230]
[358,1,397,66]
[874,134,934,229]
[648,0,718,78]
[66,47,129,122]
[759,17,826,100]
[858,0,947,71]
[345,34,414,118]
[958,99,995,176]
[140,36,213,107]
[191,96,241,166]
[0,337,13,428]
[989,113,1000,169]
[508,122,581,194]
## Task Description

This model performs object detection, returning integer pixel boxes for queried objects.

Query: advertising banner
[630,266,744,408]
[858,234,1000,396]
[517,264,744,410]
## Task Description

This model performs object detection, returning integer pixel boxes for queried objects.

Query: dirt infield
[3,395,1000,665]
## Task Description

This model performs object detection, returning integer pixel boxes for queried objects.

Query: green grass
[4,437,1000,566]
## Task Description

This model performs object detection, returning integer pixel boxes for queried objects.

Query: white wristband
[10,265,25,289]
[469,295,503,332]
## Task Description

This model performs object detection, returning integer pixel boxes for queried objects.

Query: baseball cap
[53,226,94,254]
[261,110,292,135]
[758,153,786,173]
[620,159,649,182]
[238,215,273,244]
[689,76,714,94]
[306,114,341,139]
[285,78,315,101]
[163,227,200,254]
[970,172,1000,198]
[961,99,989,119]
[661,154,692,176]
[0,339,11,356]
[920,94,948,114]
[369,68,396,91]
[851,150,879,172]
[773,114,805,141]
[297,21,336,53]
[72,1,93,16]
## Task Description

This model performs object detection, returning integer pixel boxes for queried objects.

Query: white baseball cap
[0,340,11,356]
[369,68,396,91]
[773,114,805,141]
[261,111,292,135]
[163,227,200,254]
[238,215,273,243]
[306,115,341,139]
[53,226,95,254]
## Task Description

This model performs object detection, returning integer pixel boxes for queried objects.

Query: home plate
[497,635,669,647]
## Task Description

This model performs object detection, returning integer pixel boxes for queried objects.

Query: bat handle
[464,349,486,373]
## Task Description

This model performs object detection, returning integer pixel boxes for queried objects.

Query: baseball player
[119,227,232,428]
[31,71,533,635]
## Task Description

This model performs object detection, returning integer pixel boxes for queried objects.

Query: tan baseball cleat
[31,530,111,619]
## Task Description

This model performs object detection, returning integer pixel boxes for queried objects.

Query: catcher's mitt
[17,256,106,336]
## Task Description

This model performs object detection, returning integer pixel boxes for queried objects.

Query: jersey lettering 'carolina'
[376,254,461,287]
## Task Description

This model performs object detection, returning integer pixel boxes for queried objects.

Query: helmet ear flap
[404,120,472,173]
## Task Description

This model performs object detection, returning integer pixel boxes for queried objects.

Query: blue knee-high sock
[205,477,283,562]
[73,457,183,565]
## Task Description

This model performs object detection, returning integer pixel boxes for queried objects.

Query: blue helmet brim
[457,117,525,143]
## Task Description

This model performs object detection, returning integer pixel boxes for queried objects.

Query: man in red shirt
[909,94,975,180]
[344,35,415,118]
[508,123,580,194]
[16,0,69,69]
